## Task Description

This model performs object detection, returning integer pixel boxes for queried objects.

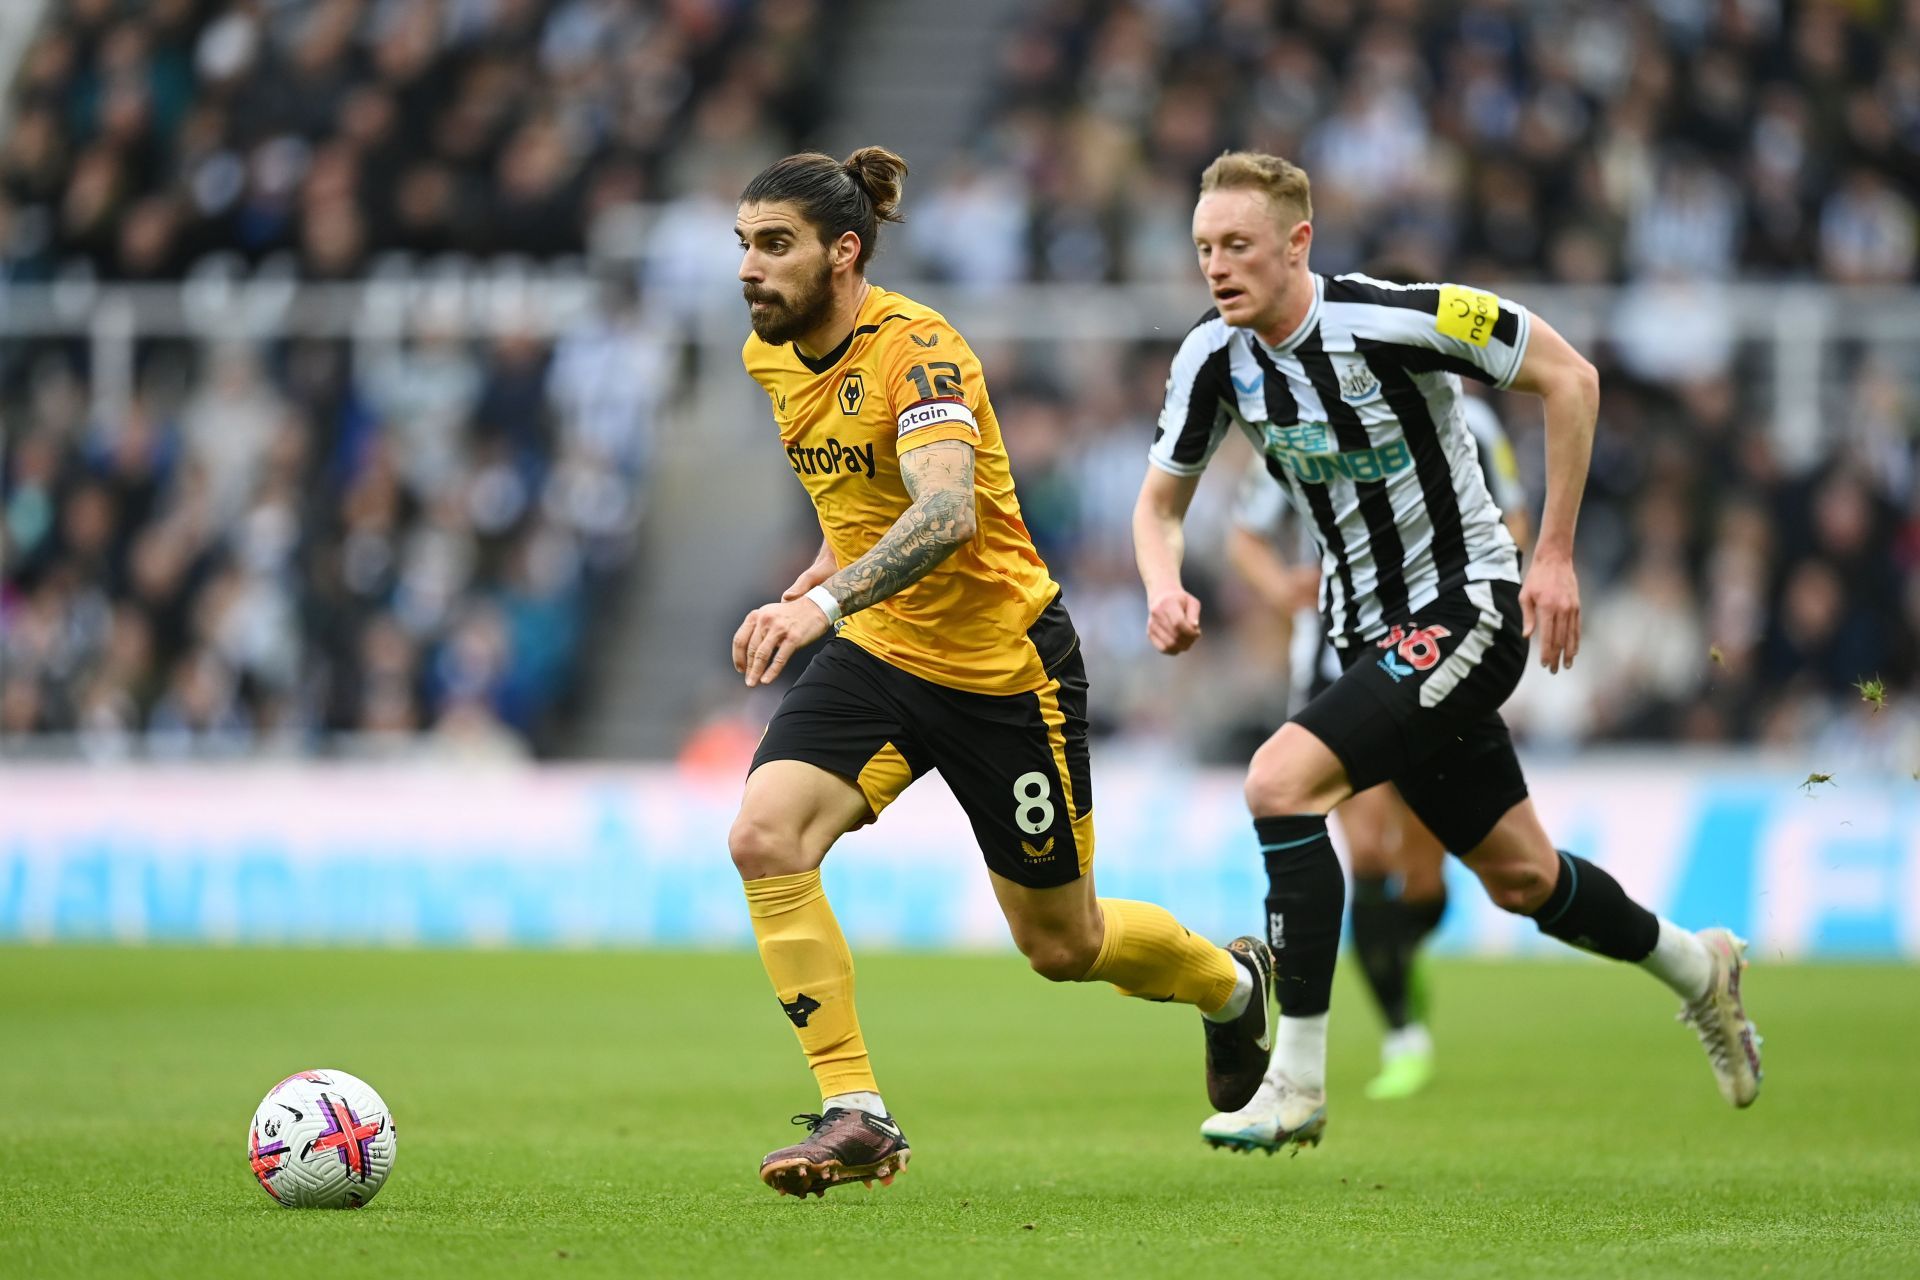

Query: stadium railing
[7,274,1917,454]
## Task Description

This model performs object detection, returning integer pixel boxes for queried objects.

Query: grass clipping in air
[1855,676,1887,713]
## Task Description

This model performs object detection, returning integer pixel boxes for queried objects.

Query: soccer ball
[248,1069,397,1208]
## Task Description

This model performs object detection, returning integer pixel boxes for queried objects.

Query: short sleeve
[1148,315,1237,477]
[1331,274,1532,388]
[880,316,985,455]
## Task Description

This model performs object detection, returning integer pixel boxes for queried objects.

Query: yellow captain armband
[1437,284,1500,347]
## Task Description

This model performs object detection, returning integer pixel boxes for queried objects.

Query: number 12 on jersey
[906,362,963,401]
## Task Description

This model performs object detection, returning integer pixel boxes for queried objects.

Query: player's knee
[1477,860,1553,914]
[727,813,809,881]
[1244,760,1301,815]
[1018,925,1100,983]
[1244,726,1347,816]
[1245,755,1321,816]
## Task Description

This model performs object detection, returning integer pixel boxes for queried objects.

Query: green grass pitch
[3,947,1916,1279]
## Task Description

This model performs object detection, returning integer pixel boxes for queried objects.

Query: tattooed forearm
[823,439,976,617]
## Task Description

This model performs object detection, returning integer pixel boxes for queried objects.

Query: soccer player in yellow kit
[728,146,1274,1197]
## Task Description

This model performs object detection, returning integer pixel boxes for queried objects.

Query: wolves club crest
[781,993,823,1027]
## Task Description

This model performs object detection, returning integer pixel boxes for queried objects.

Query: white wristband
[804,585,843,625]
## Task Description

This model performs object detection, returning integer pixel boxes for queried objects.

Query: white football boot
[1200,1070,1327,1155]
[1678,927,1763,1108]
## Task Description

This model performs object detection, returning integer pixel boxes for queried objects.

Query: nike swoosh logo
[1231,373,1263,395]
[869,1117,903,1138]
[277,1103,304,1121]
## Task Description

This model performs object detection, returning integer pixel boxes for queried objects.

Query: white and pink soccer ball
[248,1069,397,1208]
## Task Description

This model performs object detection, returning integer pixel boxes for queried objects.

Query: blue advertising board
[1,762,1911,957]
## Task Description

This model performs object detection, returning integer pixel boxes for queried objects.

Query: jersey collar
[792,283,878,375]
[1254,273,1323,356]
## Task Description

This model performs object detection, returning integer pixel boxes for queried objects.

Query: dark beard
[745,261,835,346]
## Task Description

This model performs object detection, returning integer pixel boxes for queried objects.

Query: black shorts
[1293,621,1343,710]
[1292,580,1530,854]
[750,594,1093,888]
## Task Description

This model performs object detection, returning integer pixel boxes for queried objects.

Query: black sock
[1256,815,1345,1017]
[1529,850,1658,962]
[1349,874,1411,1029]
[1352,878,1449,1030]
[1402,885,1447,943]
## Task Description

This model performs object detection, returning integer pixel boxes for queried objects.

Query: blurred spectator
[1820,169,1918,285]
[547,273,674,489]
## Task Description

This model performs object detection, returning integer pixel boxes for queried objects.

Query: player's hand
[1520,551,1580,673]
[1147,588,1204,655]
[779,554,836,602]
[732,598,832,687]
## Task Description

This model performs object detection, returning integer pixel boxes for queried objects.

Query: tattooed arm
[733,439,976,686]
[820,438,977,617]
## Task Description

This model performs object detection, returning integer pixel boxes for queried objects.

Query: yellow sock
[743,869,878,1100]
[1085,899,1239,1013]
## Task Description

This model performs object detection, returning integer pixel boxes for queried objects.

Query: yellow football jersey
[742,284,1060,695]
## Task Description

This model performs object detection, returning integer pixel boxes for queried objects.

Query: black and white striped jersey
[1151,271,1529,646]
[1233,393,1527,707]
[1232,393,1525,538]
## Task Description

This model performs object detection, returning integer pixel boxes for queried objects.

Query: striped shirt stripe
[1152,272,1527,645]
[1296,335,1410,622]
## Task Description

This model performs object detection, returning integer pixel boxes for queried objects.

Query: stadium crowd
[910,0,1920,289]
[4,0,1918,760]
[897,0,1920,759]
[0,284,677,757]
[0,0,840,282]
[1,0,831,755]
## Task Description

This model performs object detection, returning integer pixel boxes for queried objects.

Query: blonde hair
[1199,151,1312,225]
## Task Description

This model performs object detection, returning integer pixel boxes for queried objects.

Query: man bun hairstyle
[1199,151,1312,226]
[843,146,907,227]
[741,145,909,270]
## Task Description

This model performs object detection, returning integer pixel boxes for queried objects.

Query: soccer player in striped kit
[1227,381,1532,1102]
[1133,152,1763,1154]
